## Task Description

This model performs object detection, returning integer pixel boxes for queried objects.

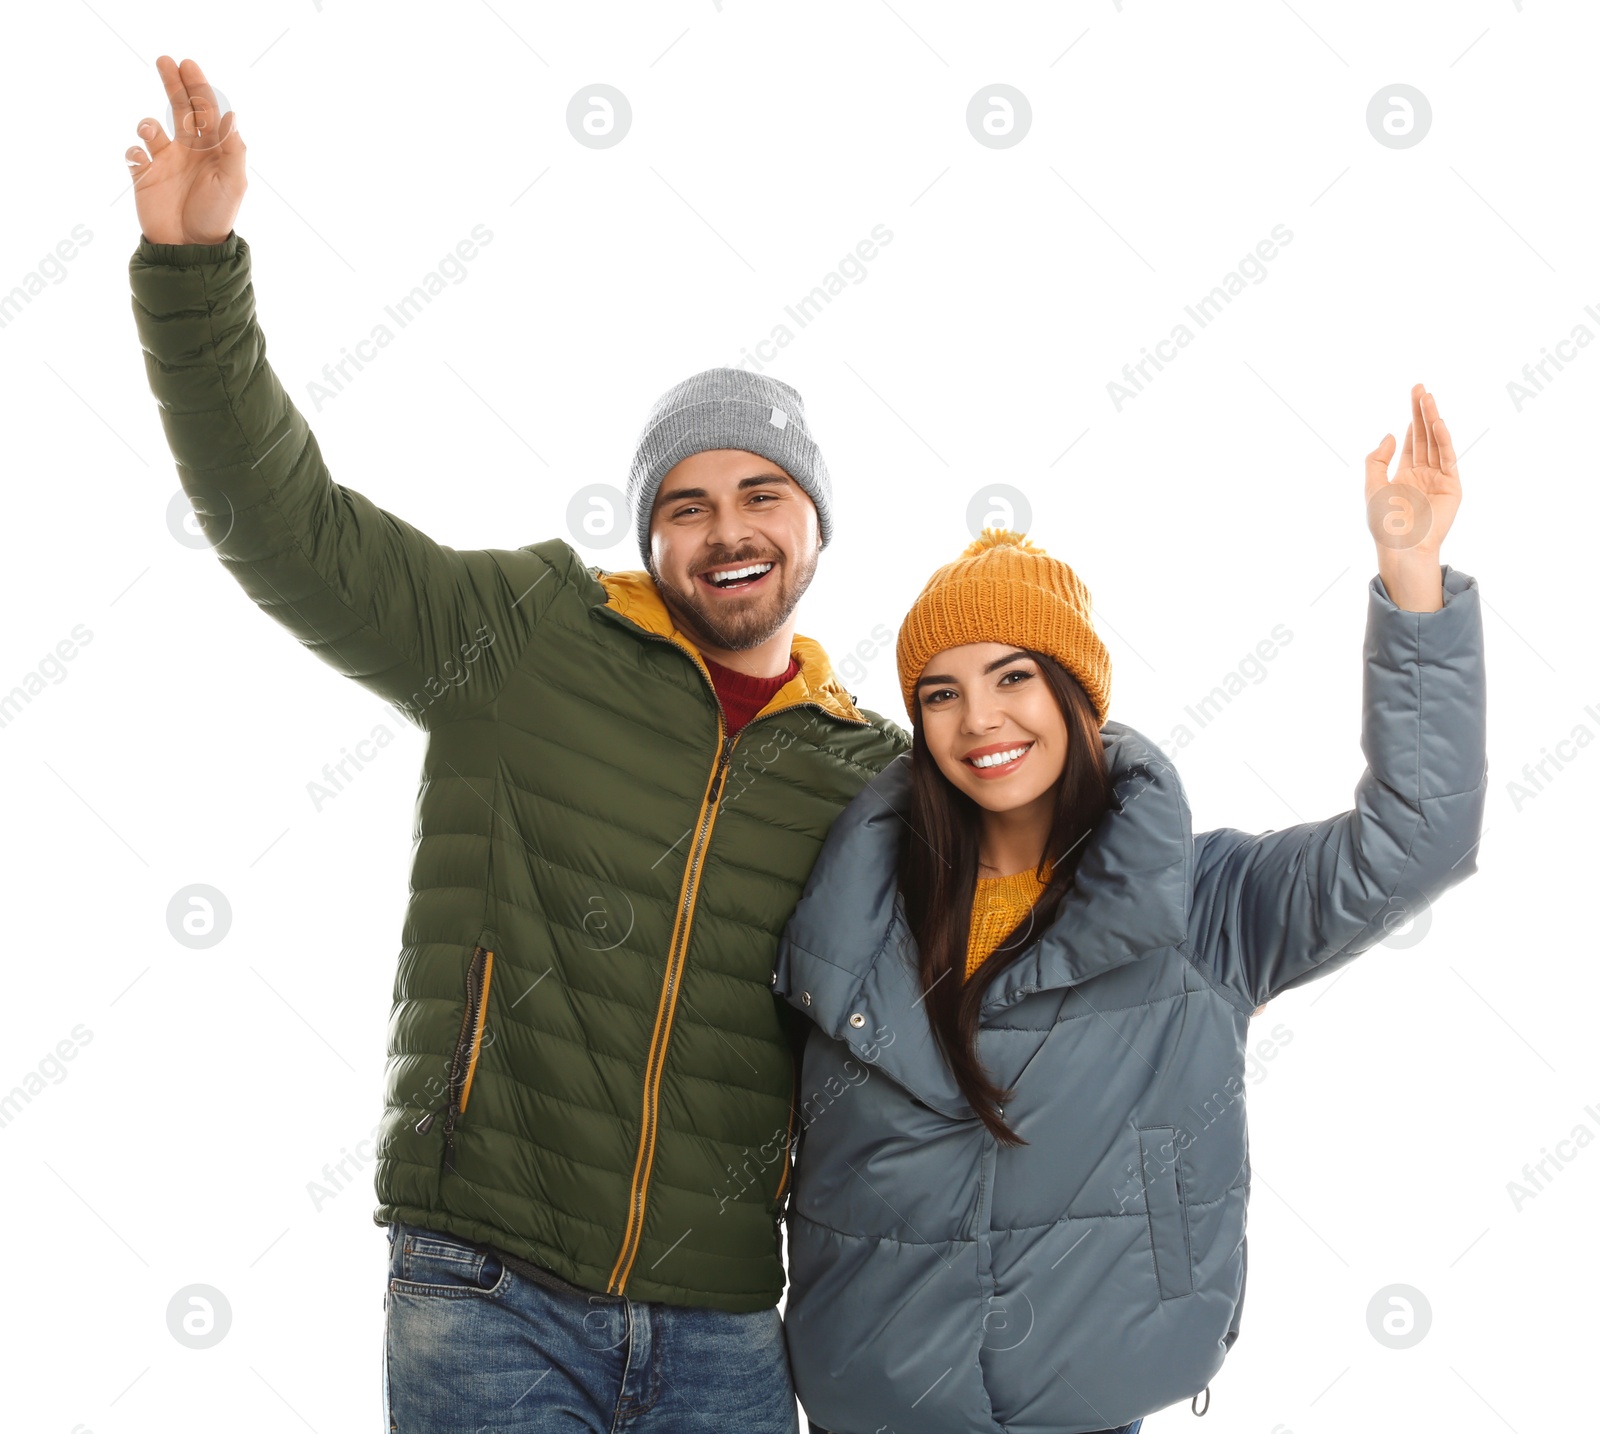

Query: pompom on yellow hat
[895,528,1112,727]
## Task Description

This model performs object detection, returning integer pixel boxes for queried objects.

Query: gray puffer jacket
[773,566,1486,1434]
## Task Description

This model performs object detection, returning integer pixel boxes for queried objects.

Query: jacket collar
[977,720,1192,1012]
[592,567,870,728]
[777,720,1193,1117]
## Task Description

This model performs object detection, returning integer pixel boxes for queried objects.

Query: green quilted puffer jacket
[128,232,910,1311]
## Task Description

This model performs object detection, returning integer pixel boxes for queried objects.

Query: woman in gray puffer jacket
[774,386,1486,1434]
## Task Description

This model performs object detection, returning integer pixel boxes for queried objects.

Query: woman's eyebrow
[916,650,1031,688]
[983,650,1032,675]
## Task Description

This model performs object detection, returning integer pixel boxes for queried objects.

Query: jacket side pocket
[458,945,495,1114]
[442,942,495,1173]
[1137,1125,1194,1300]
[772,1050,801,1209]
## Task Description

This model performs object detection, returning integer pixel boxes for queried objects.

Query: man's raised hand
[125,56,245,247]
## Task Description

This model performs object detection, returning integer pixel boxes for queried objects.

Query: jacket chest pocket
[1137,1125,1195,1300]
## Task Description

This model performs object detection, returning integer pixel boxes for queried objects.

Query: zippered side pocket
[456,946,495,1111]
[414,942,495,1174]
[444,944,494,1171]
[772,1050,801,1209]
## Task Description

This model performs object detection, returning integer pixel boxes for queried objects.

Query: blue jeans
[383,1221,800,1432]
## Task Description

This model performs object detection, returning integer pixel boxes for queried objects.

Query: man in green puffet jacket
[124,55,907,1434]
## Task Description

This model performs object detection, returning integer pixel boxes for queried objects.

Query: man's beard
[652,545,819,653]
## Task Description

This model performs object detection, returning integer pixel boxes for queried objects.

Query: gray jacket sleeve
[1188,564,1487,1008]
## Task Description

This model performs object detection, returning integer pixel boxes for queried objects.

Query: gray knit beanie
[625,367,834,565]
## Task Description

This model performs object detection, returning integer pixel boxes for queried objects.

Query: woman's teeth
[705,562,774,587]
[968,743,1033,769]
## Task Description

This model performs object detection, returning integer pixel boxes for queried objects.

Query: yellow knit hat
[895,528,1111,726]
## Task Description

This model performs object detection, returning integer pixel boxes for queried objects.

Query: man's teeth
[706,562,774,585]
[969,743,1032,769]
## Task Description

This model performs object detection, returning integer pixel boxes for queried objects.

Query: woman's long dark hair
[898,651,1113,1146]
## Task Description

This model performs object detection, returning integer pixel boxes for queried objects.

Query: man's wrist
[135,230,240,266]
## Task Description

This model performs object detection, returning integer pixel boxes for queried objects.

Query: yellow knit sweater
[965,862,1052,979]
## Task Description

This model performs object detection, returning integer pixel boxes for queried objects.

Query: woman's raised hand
[125,57,245,247]
[1363,383,1461,611]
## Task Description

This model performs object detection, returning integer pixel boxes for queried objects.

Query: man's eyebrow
[656,472,794,505]
[916,650,1032,688]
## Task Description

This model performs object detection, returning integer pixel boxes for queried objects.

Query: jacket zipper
[601,620,873,1295]
[413,943,495,1174]
[607,712,735,1293]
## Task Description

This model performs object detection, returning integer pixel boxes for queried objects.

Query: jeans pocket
[390,1223,509,1299]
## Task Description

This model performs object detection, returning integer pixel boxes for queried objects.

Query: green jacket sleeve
[129,231,562,728]
[1187,564,1488,1009]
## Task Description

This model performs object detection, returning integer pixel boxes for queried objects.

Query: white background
[1,1,1594,1431]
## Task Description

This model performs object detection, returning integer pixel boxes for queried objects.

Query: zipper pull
[711,740,733,804]
[414,1099,446,1135]
[1191,1384,1210,1416]
[442,1103,460,1172]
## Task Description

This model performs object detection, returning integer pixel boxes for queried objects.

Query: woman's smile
[962,739,1036,778]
